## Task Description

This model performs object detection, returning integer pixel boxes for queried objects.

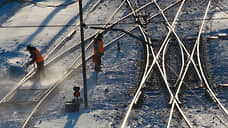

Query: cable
[17,0,77,8]
[1,16,228,29]
[104,17,228,25]
[0,24,77,28]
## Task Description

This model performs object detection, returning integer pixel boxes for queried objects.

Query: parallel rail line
[19,0,162,127]
[120,0,228,128]
[1,0,228,128]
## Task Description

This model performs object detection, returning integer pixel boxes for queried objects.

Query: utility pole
[79,0,88,107]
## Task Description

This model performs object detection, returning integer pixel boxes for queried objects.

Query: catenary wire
[16,0,77,8]
[1,17,228,28]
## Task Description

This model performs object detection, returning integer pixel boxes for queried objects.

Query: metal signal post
[79,0,88,107]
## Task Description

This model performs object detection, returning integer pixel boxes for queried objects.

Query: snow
[35,110,112,128]
[0,0,228,128]
[210,11,228,33]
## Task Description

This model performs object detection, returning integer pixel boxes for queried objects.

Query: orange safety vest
[93,40,104,55]
[32,49,43,63]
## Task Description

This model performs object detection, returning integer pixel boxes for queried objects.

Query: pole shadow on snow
[64,112,81,128]
[0,0,47,25]
[0,1,23,25]
[1,0,94,69]
[16,0,94,54]
[63,71,99,128]
[16,0,74,51]
[40,0,93,54]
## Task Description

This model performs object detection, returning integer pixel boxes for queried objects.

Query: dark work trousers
[36,61,45,79]
[95,55,101,71]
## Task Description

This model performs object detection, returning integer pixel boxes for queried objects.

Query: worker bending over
[25,45,45,79]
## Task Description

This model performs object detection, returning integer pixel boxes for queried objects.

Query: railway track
[1,0,228,128]
[120,0,228,128]
[0,0,111,105]
[0,0,164,127]
[0,0,107,127]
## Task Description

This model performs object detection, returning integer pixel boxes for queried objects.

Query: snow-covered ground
[0,0,228,128]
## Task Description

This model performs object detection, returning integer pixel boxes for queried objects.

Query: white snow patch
[34,110,112,128]
[210,11,228,32]
[75,110,112,128]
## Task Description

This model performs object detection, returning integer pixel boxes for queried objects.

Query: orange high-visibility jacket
[93,40,104,55]
[32,49,44,63]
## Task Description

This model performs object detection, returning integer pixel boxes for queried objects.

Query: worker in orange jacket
[26,45,45,78]
[93,34,104,71]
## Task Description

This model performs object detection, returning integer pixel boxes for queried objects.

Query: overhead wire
[1,0,227,127]
[0,24,77,28]
[1,16,228,28]
[17,0,77,8]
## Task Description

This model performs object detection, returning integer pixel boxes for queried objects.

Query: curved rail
[151,0,193,127]
[120,0,228,128]
[21,23,141,128]
[195,0,228,116]
[120,0,192,128]
[21,1,139,127]
[0,0,103,105]
[120,1,152,127]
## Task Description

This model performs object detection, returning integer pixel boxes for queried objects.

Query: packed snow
[0,0,228,128]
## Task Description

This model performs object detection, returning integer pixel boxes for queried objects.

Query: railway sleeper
[6,88,48,104]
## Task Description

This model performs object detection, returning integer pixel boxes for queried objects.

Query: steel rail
[0,0,114,104]
[138,0,180,102]
[166,0,228,127]
[22,0,182,127]
[121,1,152,127]
[40,0,172,74]
[121,1,170,128]
[147,34,192,128]
[145,0,181,23]
[0,0,104,105]
[133,1,151,76]
[120,1,174,128]
[151,0,194,127]
[166,62,228,128]
[124,0,193,127]
[21,1,139,127]
[153,0,203,103]
[2,0,183,128]
[143,0,184,104]
[105,1,155,29]
[148,0,204,95]
[143,26,192,128]
[2,0,128,126]
[43,0,179,68]
[0,30,77,104]
[45,0,128,66]
[162,21,204,90]
[120,0,189,127]
[21,24,140,128]
[121,1,182,127]
[46,0,180,69]
[162,32,185,89]
[121,0,200,127]
[54,0,156,69]
[196,0,228,116]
